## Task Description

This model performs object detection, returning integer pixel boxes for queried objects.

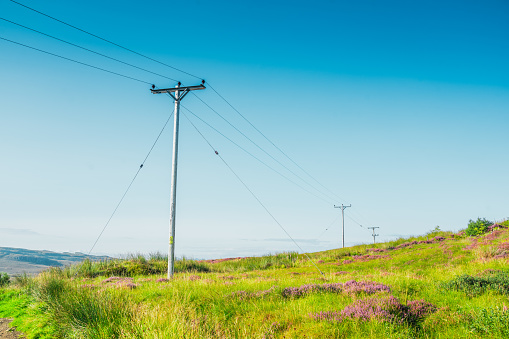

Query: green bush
[465,218,493,236]
[0,272,9,287]
[442,270,509,297]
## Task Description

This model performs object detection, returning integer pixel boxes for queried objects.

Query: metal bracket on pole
[151,84,205,101]
[151,82,206,279]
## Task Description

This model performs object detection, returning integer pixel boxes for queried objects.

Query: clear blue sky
[1,0,508,258]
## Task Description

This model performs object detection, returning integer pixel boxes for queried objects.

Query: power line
[182,111,325,276]
[181,105,334,205]
[316,214,341,239]
[0,17,179,82]
[206,82,348,203]
[8,0,203,81]
[193,93,337,204]
[0,36,152,85]
[8,0,349,208]
[10,0,350,207]
[88,110,174,254]
[7,0,379,246]
[8,0,348,207]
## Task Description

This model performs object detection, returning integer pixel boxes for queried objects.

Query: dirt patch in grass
[0,319,23,339]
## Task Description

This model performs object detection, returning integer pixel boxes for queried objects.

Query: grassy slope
[1,221,509,338]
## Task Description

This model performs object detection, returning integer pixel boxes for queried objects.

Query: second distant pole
[334,204,351,248]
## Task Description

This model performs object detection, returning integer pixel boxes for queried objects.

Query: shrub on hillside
[0,272,9,287]
[442,270,509,297]
[465,218,493,236]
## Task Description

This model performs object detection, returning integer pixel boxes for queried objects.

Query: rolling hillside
[0,247,111,276]
[1,219,509,338]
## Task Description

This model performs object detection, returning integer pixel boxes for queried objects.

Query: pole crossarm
[151,84,206,101]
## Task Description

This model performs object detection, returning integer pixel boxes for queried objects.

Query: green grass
[1,222,509,338]
[0,288,56,338]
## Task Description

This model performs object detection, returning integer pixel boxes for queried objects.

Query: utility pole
[334,204,351,248]
[151,81,206,279]
[367,227,380,244]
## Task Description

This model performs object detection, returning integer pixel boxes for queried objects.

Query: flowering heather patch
[342,280,391,295]
[395,241,419,249]
[487,223,507,232]
[464,238,479,250]
[80,284,98,289]
[156,278,169,283]
[352,254,389,262]
[282,283,330,298]
[498,241,509,252]
[220,275,236,280]
[101,276,123,283]
[255,285,278,297]
[189,275,201,281]
[391,237,446,251]
[310,296,436,326]
[342,259,354,265]
[117,282,138,289]
[282,280,390,298]
[334,271,349,275]
[486,230,504,241]
[367,248,387,253]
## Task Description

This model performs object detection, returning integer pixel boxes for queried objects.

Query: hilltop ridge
[0,247,111,276]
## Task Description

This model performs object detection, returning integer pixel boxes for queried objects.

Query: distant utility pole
[367,227,380,244]
[151,81,206,279]
[334,204,351,248]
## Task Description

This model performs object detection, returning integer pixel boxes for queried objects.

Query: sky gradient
[1,0,508,258]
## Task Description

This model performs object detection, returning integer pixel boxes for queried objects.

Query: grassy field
[1,220,509,338]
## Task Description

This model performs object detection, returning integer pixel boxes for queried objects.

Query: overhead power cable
[192,93,337,204]
[206,82,348,204]
[0,17,178,82]
[8,0,346,205]
[8,0,202,81]
[316,214,342,239]
[181,105,333,205]
[8,0,345,205]
[0,36,152,85]
[181,111,325,276]
[8,0,377,243]
[88,110,174,254]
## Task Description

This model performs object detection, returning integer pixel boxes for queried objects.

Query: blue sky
[1,0,508,258]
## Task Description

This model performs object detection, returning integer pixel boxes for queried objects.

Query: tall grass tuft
[33,270,141,338]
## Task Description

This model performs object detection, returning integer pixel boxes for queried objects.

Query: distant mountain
[0,247,111,276]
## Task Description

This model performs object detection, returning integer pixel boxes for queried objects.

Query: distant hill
[0,247,111,276]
